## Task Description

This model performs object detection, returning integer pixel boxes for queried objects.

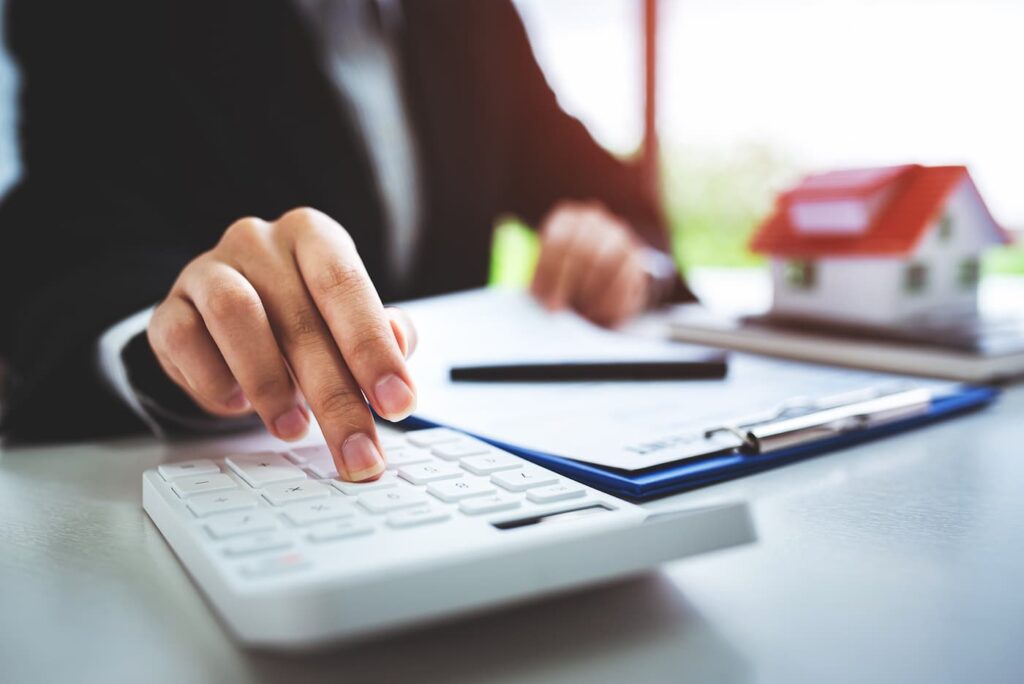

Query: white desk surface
[2,277,1023,683]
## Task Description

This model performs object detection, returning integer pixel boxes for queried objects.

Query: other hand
[530,201,654,327]
[148,207,417,481]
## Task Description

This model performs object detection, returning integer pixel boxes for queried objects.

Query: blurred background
[1,0,1021,287]
[496,0,1024,285]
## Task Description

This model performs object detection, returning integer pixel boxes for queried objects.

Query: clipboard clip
[704,387,934,455]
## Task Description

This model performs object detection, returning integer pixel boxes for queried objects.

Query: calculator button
[226,453,307,488]
[406,428,462,447]
[398,462,463,485]
[431,441,490,461]
[384,450,433,469]
[527,483,586,504]
[281,499,355,526]
[205,511,278,540]
[459,494,521,515]
[306,520,374,543]
[491,467,560,492]
[427,478,497,502]
[359,489,431,513]
[261,480,332,506]
[224,532,293,557]
[158,459,219,481]
[171,473,237,498]
[307,460,339,479]
[331,472,399,496]
[287,445,331,465]
[379,435,408,450]
[461,453,523,475]
[387,507,451,529]
[187,490,258,517]
[240,552,310,578]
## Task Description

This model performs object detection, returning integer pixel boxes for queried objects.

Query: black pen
[449,356,728,382]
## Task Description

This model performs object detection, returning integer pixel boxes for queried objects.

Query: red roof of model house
[750,164,1009,257]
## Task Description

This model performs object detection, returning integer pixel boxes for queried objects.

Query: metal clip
[706,388,933,455]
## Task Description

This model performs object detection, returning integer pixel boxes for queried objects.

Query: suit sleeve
[494,0,693,303]
[0,0,204,440]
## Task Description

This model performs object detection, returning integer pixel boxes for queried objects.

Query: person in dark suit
[0,0,690,480]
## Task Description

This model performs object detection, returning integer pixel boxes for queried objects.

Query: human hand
[148,208,417,481]
[530,201,655,327]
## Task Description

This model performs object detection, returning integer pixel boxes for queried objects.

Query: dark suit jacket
[0,0,690,441]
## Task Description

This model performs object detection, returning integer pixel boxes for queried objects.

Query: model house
[750,164,1008,328]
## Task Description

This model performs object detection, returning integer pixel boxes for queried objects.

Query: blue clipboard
[402,384,999,501]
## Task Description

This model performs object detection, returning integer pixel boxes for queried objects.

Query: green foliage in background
[489,142,1024,284]
[661,142,796,271]
[985,244,1024,275]
[489,219,539,288]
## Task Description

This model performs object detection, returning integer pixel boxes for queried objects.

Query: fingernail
[341,433,386,481]
[374,374,416,421]
[273,406,309,440]
[225,389,250,411]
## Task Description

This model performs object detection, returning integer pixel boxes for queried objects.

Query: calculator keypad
[154,430,602,579]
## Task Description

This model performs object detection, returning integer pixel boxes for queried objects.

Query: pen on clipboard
[449,355,729,382]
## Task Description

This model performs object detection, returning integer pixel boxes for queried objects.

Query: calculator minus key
[171,473,237,498]
[158,459,219,481]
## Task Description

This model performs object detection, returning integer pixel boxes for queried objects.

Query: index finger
[283,209,417,423]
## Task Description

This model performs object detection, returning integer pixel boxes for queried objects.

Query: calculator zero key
[141,428,755,649]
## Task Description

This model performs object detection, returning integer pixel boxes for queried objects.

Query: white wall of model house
[769,179,994,327]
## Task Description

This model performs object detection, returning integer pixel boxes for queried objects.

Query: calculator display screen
[491,503,614,530]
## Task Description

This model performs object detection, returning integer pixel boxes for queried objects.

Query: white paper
[401,288,949,471]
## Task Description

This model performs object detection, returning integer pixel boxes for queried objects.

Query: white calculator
[143,426,753,650]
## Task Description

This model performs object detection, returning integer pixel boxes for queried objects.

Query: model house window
[784,260,816,290]
[938,213,953,242]
[904,263,928,293]
[958,257,980,288]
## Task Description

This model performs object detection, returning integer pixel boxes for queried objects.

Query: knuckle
[283,306,323,347]
[347,325,393,365]
[314,261,367,301]
[276,207,338,241]
[203,278,260,322]
[279,206,325,225]
[248,374,290,404]
[159,311,201,354]
[221,216,267,247]
[315,384,364,422]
